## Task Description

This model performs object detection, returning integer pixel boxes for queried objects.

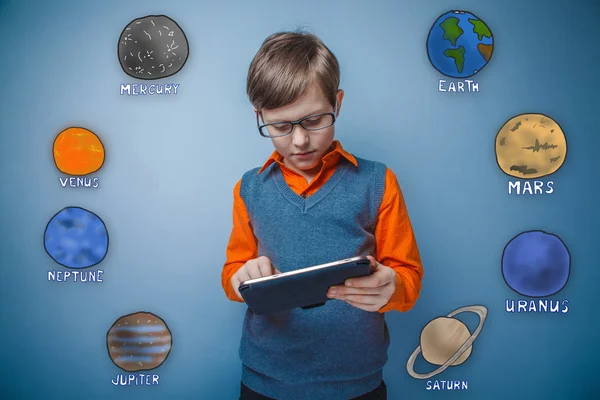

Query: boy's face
[259,83,344,178]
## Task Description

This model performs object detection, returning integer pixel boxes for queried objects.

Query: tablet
[238,256,371,315]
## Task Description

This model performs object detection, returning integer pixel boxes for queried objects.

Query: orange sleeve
[221,179,258,302]
[376,168,424,313]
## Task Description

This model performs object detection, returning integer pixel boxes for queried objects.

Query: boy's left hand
[326,256,396,312]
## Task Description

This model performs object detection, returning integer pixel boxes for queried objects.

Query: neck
[284,158,322,184]
[282,143,336,183]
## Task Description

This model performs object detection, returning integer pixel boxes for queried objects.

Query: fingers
[231,265,252,300]
[344,270,390,288]
[327,284,386,312]
[366,255,378,268]
[232,256,278,290]
[327,284,393,310]
[328,286,380,296]
[337,294,380,305]
[231,256,280,302]
[231,275,244,301]
[243,256,268,279]
[345,299,382,312]
[235,268,251,284]
[256,256,276,276]
[246,261,263,280]
[327,287,382,305]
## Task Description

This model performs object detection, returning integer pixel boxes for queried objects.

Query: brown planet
[406,305,487,379]
[106,312,172,372]
[495,113,566,179]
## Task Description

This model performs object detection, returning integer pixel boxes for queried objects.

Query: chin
[285,150,324,171]
[298,161,321,171]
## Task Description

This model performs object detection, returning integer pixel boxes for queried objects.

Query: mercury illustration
[44,206,109,269]
[502,230,570,297]
[53,127,105,176]
[495,113,567,179]
[406,305,487,379]
[107,312,172,372]
[118,14,189,79]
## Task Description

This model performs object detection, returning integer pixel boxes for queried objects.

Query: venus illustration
[107,312,172,372]
[53,127,105,175]
[495,113,566,179]
[406,305,487,379]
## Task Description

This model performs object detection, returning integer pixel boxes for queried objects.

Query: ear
[335,89,344,116]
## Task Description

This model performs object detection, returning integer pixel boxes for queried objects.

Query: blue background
[0,0,598,399]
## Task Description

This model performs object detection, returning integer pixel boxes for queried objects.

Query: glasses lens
[263,122,293,137]
[301,114,334,130]
[259,114,334,137]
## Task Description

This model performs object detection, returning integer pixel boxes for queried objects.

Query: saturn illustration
[406,305,487,379]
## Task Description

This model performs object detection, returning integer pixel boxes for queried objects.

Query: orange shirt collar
[257,140,357,174]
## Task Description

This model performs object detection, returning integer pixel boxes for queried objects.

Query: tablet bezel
[239,256,369,286]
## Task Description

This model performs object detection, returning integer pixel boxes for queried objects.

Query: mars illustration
[495,113,567,179]
[406,305,487,379]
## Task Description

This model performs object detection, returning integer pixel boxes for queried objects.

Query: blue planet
[44,207,109,268]
[502,231,570,297]
[426,10,494,78]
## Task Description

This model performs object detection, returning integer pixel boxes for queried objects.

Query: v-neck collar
[268,158,352,213]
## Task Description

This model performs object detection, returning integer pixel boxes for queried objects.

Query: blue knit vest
[238,156,390,400]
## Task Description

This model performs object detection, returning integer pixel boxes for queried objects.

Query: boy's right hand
[231,256,281,301]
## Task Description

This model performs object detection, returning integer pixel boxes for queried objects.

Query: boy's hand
[231,256,281,301]
[326,256,396,312]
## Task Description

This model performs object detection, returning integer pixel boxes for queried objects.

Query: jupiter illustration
[106,312,172,372]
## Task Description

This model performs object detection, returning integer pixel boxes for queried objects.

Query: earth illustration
[426,10,494,78]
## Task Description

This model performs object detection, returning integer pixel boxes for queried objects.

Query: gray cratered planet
[118,15,189,80]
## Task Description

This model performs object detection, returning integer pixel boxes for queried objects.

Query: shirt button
[301,193,307,198]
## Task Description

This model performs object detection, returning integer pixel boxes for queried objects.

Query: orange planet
[53,127,105,175]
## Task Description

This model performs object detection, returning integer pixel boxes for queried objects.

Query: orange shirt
[222,140,423,313]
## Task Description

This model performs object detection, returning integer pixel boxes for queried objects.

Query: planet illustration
[53,127,105,176]
[118,15,189,80]
[44,207,109,268]
[502,230,570,297]
[107,312,172,372]
[426,10,493,78]
[406,305,487,379]
[495,113,567,179]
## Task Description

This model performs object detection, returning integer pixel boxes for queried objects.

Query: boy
[222,31,423,400]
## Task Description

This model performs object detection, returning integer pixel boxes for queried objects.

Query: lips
[295,151,314,156]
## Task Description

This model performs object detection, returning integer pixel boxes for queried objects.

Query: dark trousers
[240,380,387,400]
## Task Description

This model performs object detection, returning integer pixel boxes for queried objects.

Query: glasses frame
[256,111,336,138]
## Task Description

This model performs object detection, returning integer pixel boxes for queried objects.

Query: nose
[290,123,309,147]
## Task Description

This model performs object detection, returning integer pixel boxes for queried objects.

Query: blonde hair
[247,30,340,111]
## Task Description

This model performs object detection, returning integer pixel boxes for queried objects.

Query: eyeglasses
[257,111,336,138]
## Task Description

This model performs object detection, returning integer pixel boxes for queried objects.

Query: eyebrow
[264,107,331,123]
